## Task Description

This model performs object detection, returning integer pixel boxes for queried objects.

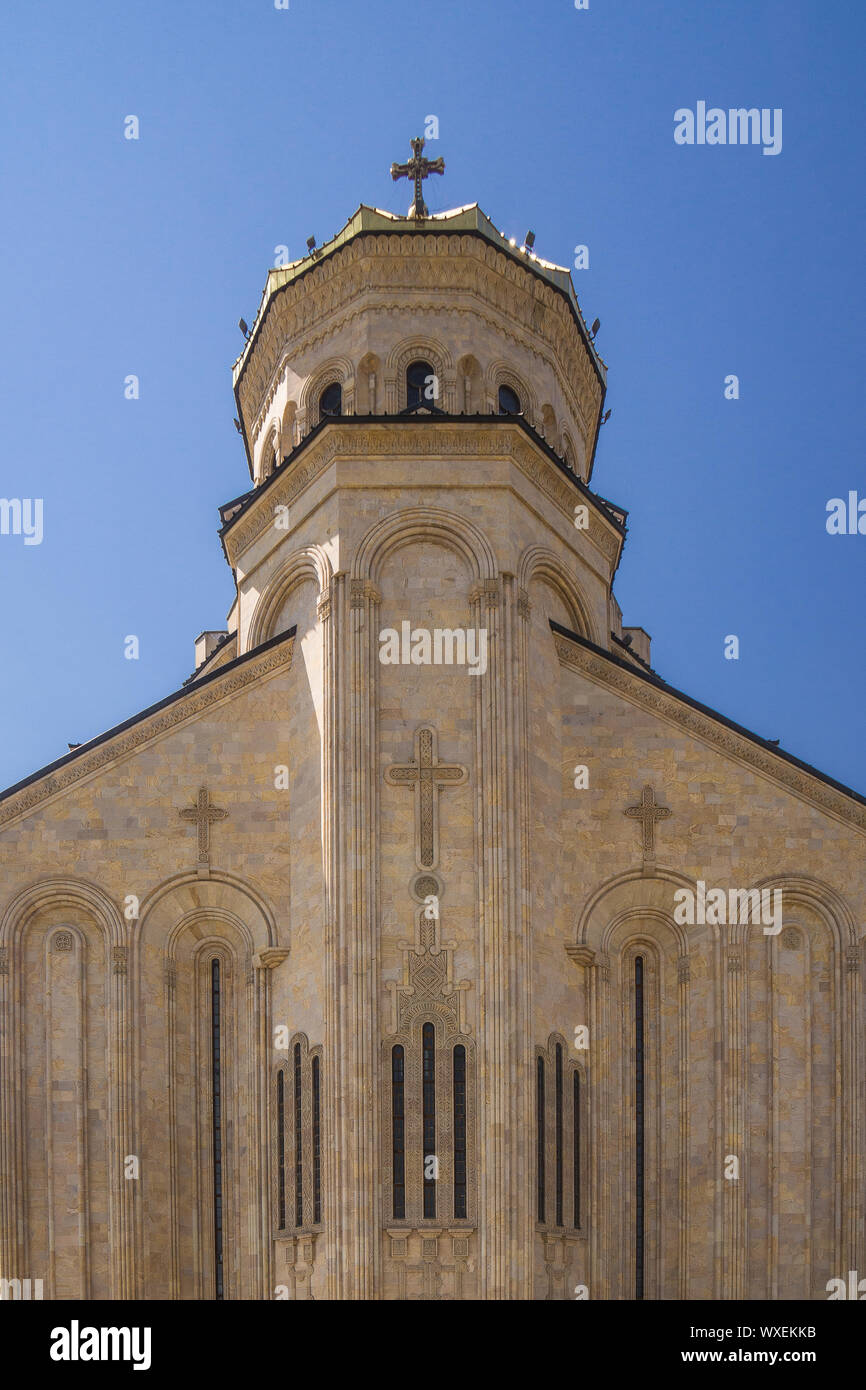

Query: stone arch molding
[486,358,537,423]
[353,506,497,588]
[255,419,281,483]
[0,876,125,952]
[298,355,356,415]
[248,543,333,648]
[136,870,280,955]
[751,873,858,953]
[518,544,601,646]
[386,336,454,379]
[575,868,697,957]
[574,868,858,958]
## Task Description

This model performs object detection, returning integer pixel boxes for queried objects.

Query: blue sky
[1,0,863,792]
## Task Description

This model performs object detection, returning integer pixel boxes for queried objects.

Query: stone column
[721,938,747,1299]
[472,573,531,1299]
[254,947,289,1300]
[322,574,382,1299]
[0,939,27,1284]
[842,941,862,1280]
[108,943,137,1299]
[566,944,599,1296]
[677,952,691,1299]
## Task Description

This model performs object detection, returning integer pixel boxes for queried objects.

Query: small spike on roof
[232,203,605,386]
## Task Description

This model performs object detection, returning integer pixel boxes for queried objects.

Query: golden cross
[179,786,228,864]
[624,785,671,859]
[390,136,445,219]
[385,726,466,869]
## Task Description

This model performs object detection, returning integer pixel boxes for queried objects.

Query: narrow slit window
[555,1043,563,1228]
[391,1045,405,1220]
[211,959,224,1300]
[453,1045,467,1220]
[536,1055,545,1223]
[276,1070,286,1231]
[294,1041,303,1228]
[635,956,645,1300]
[312,1055,321,1225]
[422,1023,436,1219]
[573,1070,581,1230]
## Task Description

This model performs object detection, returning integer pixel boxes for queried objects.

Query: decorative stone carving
[52,931,74,952]
[178,787,228,866]
[624,785,672,861]
[234,231,603,447]
[223,423,621,578]
[385,726,468,871]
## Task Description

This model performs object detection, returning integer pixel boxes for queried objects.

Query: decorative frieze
[0,637,294,829]
[554,630,866,834]
[224,422,621,570]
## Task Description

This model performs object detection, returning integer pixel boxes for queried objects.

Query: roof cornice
[233,203,605,391]
[219,415,626,573]
[551,620,866,832]
[0,628,296,829]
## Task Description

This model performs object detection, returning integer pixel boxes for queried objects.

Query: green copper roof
[232,203,605,386]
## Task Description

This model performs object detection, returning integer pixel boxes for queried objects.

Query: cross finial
[179,786,228,866]
[390,136,445,220]
[624,785,671,861]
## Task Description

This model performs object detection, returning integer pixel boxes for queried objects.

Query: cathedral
[1,142,863,1302]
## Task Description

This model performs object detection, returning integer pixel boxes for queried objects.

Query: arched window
[274,1037,323,1236]
[386,1021,475,1225]
[422,1022,436,1218]
[319,381,342,420]
[536,1037,583,1234]
[498,384,522,415]
[391,1045,406,1220]
[407,359,437,409]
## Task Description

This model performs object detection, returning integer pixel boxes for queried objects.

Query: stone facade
[0,202,863,1301]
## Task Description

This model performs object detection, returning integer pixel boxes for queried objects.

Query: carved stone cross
[179,787,228,865]
[390,136,445,219]
[385,726,467,869]
[624,784,671,860]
